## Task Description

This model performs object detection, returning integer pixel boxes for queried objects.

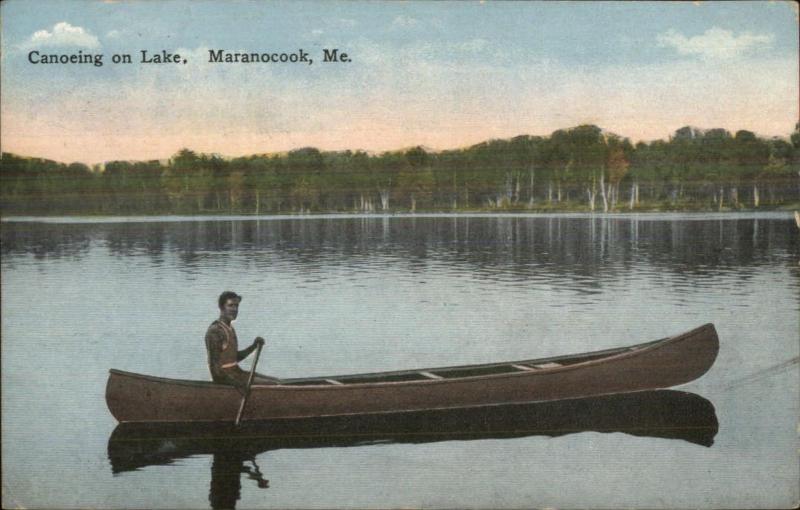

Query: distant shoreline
[3,209,797,224]
[3,124,798,217]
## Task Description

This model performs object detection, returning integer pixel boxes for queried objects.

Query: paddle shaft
[235,342,263,426]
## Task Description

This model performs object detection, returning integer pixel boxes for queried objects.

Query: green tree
[397,147,434,211]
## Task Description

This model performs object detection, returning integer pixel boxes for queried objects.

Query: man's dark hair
[218,291,242,309]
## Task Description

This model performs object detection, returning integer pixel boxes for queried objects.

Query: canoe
[106,323,719,423]
[108,390,719,474]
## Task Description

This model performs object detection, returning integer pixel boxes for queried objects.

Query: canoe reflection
[108,390,718,509]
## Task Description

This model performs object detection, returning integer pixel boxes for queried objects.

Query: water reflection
[3,216,796,277]
[209,452,270,510]
[108,390,718,509]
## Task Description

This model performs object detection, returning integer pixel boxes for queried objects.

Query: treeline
[2,124,799,215]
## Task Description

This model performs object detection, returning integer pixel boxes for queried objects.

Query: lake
[2,213,798,509]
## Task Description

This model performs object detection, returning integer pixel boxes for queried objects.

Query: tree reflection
[3,217,795,285]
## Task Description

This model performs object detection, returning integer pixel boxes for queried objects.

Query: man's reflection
[209,452,269,510]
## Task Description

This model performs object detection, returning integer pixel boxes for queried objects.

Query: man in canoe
[205,291,280,390]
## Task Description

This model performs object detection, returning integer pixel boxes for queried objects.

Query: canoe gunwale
[108,323,716,392]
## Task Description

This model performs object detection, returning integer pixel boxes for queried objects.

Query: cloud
[106,29,121,39]
[20,22,101,50]
[657,27,773,59]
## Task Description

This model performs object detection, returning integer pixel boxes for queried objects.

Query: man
[205,291,279,389]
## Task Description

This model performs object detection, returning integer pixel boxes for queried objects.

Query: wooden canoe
[106,323,719,423]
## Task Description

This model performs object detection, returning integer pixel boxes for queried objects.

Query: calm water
[2,213,798,509]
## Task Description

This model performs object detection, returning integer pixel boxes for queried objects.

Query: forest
[2,124,799,215]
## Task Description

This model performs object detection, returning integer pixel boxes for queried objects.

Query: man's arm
[237,336,265,362]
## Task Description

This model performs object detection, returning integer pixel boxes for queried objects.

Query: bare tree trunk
[410,194,416,212]
[600,173,609,212]
[608,182,617,211]
[557,182,562,203]
[360,193,373,212]
[629,183,636,210]
[380,189,390,210]
[255,190,260,214]
[548,182,553,204]
[528,167,535,206]
[452,173,457,210]
[753,185,759,207]
[608,183,619,211]
[718,187,724,210]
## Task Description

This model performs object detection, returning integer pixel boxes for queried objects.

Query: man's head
[218,291,242,321]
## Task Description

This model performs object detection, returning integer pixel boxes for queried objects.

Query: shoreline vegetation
[2,124,799,216]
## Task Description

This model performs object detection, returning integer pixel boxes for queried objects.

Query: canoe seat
[531,362,562,369]
[419,371,443,380]
[324,379,344,385]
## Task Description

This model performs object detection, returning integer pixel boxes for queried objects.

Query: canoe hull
[106,324,719,423]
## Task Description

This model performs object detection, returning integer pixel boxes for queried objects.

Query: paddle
[235,341,264,426]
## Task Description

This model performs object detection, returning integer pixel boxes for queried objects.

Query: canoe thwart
[419,371,444,380]
[531,362,562,369]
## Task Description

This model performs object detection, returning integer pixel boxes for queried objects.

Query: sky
[1,0,797,164]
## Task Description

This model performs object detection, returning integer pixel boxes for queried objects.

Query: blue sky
[1,0,797,163]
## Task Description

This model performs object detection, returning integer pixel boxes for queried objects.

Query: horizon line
[1,123,795,167]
